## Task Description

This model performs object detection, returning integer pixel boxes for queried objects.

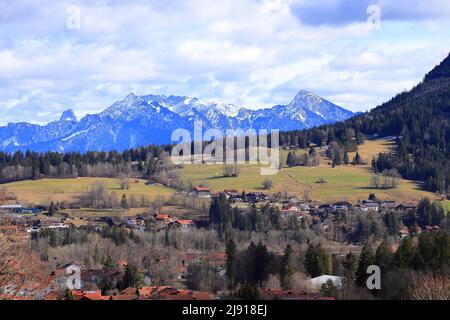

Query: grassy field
[349,136,396,164]
[180,163,436,203]
[179,137,439,204]
[0,137,444,207]
[60,207,150,219]
[443,200,450,213]
[0,177,174,206]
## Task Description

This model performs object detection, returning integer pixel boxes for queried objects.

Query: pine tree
[65,289,74,300]
[120,194,128,209]
[343,251,357,279]
[286,151,294,167]
[236,285,260,300]
[353,152,362,165]
[431,201,446,225]
[321,279,339,297]
[331,158,337,168]
[137,159,144,172]
[393,237,416,269]
[375,241,391,273]
[356,243,375,287]
[209,194,233,232]
[122,264,144,288]
[304,243,330,277]
[254,241,271,287]
[99,277,113,293]
[32,166,40,180]
[225,237,237,286]
[48,201,57,217]
[49,230,58,247]
[280,244,296,288]
[103,255,115,269]
[343,151,349,165]
[371,157,377,172]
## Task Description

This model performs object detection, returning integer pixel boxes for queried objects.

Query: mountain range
[0,90,354,153]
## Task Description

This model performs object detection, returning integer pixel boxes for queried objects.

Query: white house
[308,275,344,291]
[174,219,195,230]
[332,202,352,212]
[0,204,23,213]
[361,200,379,211]
[191,186,211,198]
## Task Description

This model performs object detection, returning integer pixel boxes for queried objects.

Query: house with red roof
[399,227,410,238]
[174,219,195,230]
[0,225,19,234]
[155,214,173,224]
[191,186,211,198]
[281,204,301,214]
[71,290,107,300]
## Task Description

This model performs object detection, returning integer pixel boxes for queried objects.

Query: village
[0,185,428,240]
[2,181,444,301]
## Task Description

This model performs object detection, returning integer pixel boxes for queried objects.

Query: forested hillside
[279,53,450,194]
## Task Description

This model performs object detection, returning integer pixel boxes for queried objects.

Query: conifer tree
[343,151,349,165]
[356,243,375,287]
[304,243,330,277]
[393,237,416,269]
[120,194,128,209]
[225,237,237,286]
[280,244,296,288]
[353,152,362,165]
[343,251,357,279]
[48,201,57,216]
[375,241,391,273]
[122,264,144,288]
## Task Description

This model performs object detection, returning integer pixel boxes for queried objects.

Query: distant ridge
[0,90,353,153]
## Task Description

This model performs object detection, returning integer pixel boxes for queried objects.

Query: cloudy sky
[1,0,450,125]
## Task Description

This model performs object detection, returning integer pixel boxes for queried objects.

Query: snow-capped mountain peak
[59,109,77,122]
[287,90,352,121]
[0,90,354,152]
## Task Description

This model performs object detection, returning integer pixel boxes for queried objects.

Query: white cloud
[0,0,450,125]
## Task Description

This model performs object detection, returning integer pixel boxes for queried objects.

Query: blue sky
[1,0,450,125]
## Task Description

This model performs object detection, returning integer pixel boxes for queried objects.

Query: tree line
[0,144,171,183]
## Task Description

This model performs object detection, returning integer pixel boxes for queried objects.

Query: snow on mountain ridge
[59,109,78,122]
[0,90,354,152]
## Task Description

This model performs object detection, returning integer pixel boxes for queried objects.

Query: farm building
[191,186,211,198]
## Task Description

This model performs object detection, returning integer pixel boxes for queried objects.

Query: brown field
[0,177,174,206]
[179,137,440,204]
[0,137,445,210]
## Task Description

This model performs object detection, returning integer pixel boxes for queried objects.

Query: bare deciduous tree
[118,173,131,190]
[408,274,450,300]
[0,219,47,298]
[286,272,313,293]
[223,165,240,177]
[77,181,110,208]
[262,179,273,190]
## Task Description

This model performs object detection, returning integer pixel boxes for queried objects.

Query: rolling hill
[279,53,450,194]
